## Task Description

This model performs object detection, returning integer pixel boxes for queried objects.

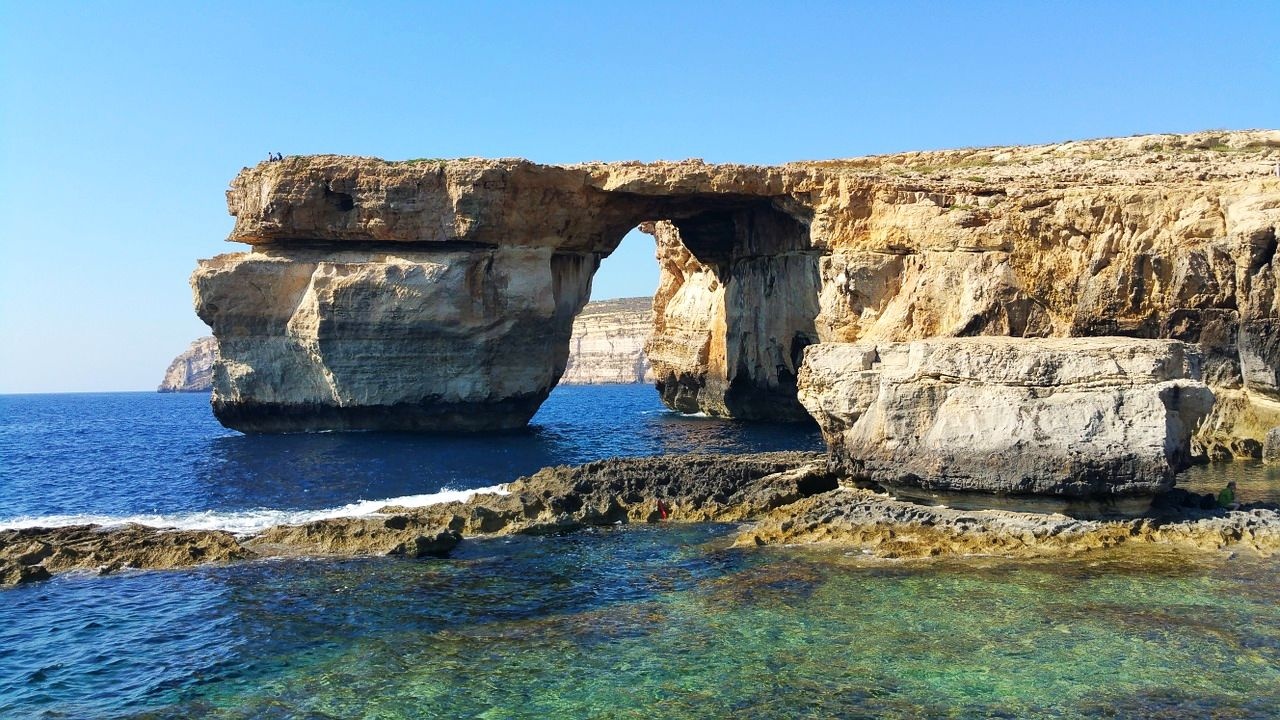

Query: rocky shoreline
[5,451,1277,587]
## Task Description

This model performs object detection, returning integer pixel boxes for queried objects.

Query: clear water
[0,386,821,525]
[1178,460,1280,506]
[1,388,1278,718]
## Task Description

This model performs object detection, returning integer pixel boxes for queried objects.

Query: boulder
[1266,427,1280,464]
[797,338,1215,498]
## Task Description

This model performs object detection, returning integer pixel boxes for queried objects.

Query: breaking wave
[0,485,508,535]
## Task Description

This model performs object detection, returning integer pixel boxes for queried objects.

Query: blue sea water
[0,386,821,529]
[1,387,1278,719]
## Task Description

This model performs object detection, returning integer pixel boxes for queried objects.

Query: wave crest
[0,485,508,535]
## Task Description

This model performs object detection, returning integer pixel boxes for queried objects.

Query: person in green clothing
[1217,481,1240,510]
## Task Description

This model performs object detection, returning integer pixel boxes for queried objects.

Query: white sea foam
[0,485,509,535]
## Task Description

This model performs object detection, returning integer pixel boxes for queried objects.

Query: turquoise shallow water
[2,387,1279,718]
[4,524,1278,719]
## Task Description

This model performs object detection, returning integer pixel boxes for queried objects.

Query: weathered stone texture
[194,131,1280,444]
[797,338,1215,498]
[168,298,654,393]
[158,336,217,392]
[560,297,654,384]
[1265,427,1280,464]
[194,246,595,431]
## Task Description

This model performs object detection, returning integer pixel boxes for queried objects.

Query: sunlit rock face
[165,298,654,393]
[194,246,595,431]
[797,338,1215,498]
[193,131,1280,443]
[158,336,217,392]
[1266,427,1280,464]
[560,297,655,385]
[644,215,821,421]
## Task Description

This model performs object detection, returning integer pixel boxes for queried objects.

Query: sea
[1,386,1278,719]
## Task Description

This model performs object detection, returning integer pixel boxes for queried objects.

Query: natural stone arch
[193,133,1280,449]
[195,158,829,431]
[638,203,821,421]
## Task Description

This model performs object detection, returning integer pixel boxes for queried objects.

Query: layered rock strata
[557,297,653,384]
[157,336,217,392]
[163,298,654,393]
[797,338,1215,498]
[193,131,1280,445]
[194,245,594,432]
[6,452,1277,587]
[737,487,1280,559]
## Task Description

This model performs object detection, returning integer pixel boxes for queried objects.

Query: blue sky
[1,1,1277,393]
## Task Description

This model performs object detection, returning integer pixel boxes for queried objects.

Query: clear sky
[1,1,1277,393]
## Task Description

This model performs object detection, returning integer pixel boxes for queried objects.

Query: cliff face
[157,336,218,392]
[193,130,1280,446]
[164,299,653,393]
[560,297,654,384]
[798,338,1214,498]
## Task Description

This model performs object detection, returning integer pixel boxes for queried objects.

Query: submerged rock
[797,338,1215,498]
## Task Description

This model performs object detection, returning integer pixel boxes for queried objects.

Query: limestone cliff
[798,338,1214,498]
[157,336,217,392]
[193,130,1280,444]
[560,297,654,384]
[164,299,653,393]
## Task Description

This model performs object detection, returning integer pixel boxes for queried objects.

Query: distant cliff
[158,336,217,392]
[160,299,653,392]
[561,297,654,384]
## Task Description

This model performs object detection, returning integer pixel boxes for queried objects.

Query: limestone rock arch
[193,132,1280,449]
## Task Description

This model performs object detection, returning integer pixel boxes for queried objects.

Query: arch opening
[571,196,822,423]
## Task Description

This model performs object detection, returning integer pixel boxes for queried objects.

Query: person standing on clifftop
[1218,481,1240,510]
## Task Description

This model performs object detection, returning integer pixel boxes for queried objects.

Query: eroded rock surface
[248,522,459,559]
[195,246,594,431]
[798,338,1214,498]
[1,452,828,585]
[390,451,834,535]
[6,451,1277,587]
[158,336,218,392]
[193,131,1280,445]
[166,298,654,394]
[560,297,654,384]
[0,524,250,584]
[1266,427,1280,464]
[737,488,1280,559]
